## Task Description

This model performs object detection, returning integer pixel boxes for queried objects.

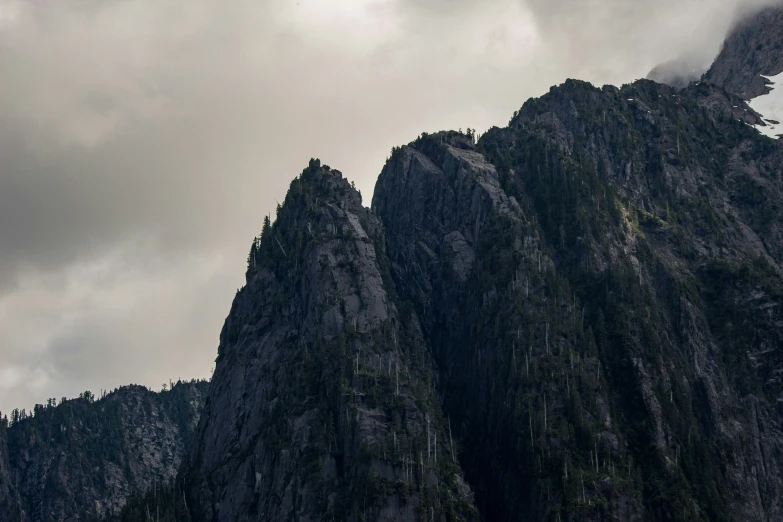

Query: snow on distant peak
[748,72,783,140]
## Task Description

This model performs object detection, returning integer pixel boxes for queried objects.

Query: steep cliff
[180,161,477,522]
[0,416,24,522]
[374,129,647,521]
[374,76,783,521]
[705,5,783,99]
[63,8,783,522]
[6,381,208,522]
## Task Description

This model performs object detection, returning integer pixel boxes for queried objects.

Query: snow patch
[748,72,783,139]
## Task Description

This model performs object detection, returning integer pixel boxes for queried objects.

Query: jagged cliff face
[20,10,783,522]
[374,76,783,521]
[705,5,783,99]
[181,161,477,522]
[0,419,24,522]
[374,130,647,521]
[5,382,207,522]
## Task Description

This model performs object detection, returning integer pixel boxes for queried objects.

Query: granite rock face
[372,77,783,520]
[502,79,783,521]
[5,381,207,522]
[374,129,647,521]
[181,161,478,522]
[705,5,783,99]
[18,8,783,522]
[151,70,782,522]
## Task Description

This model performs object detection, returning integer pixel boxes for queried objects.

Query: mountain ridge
[3,8,783,522]
[169,73,783,521]
[0,381,208,522]
[179,161,478,521]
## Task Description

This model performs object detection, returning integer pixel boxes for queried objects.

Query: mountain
[7,6,783,522]
[705,5,783,100]
[704,5,783,139]
[179,162,478,521]
[174,77,782,522]
[372,76,783,520]
[3,381,208,522]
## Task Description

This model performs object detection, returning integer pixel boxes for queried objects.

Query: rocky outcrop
[0,417,24,522]
[374,129,647,521]
[493,78,783,521]
[6,381,207,522]
[372,75,783,520]
[44,8,783,522]
[181,161,478,522]
[705,5,783,99]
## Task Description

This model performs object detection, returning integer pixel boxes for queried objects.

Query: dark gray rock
[374,129,646,521]
[411,76,783,520]
[705,5,783,99]
[6,381,207,522]
[181,161,478,522]
[23,6,783,522]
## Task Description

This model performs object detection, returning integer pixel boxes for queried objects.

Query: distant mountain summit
[705,5,783,99]
[646,55,708,90]
[703,5,783,139]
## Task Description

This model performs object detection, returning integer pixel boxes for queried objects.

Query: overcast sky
[0,0,780,413]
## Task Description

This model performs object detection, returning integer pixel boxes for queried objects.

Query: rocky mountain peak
[8,7,783,522]
[298,159,363,207]
[371,66,783,520]
[182,159,478,521]
[705,4,783,99]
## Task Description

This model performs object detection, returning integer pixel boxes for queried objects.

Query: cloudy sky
[0,0,779,413]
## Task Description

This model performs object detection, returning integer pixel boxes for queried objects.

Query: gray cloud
[0,0,778,412]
